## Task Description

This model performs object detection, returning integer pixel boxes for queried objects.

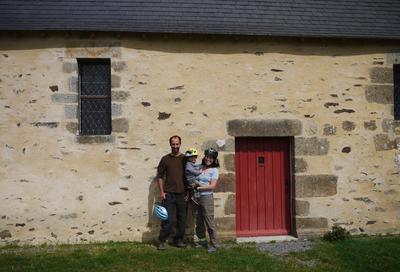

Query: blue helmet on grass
[153,203,168,221]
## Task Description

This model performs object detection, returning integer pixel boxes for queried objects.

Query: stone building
[0,1,399,245]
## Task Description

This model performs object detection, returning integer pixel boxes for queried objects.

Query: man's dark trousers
[159,192,186,243]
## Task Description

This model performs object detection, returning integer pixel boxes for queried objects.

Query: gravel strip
[257,240,313,255]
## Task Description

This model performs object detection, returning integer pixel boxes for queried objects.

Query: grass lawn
[0,236,399,272]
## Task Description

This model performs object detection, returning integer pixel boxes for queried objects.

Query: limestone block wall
[0,32,399,244]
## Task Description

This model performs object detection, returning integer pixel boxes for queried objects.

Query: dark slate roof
[1,0,400,39]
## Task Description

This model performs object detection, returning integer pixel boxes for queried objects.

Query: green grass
[0,236,399,272]
[294,235,400,272]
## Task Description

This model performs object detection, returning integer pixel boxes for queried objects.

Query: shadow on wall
[0,31,398,57]
[141,176,195,242]
[141,177,160,242]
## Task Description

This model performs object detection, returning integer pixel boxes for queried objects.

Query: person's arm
[158,178,166,200]
[197,179,217,191]
[197,168,218,191]
[186,163,202,176]
[157,158,167,200]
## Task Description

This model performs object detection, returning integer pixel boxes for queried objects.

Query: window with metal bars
[395,64,400,120]
[78,59,111,135]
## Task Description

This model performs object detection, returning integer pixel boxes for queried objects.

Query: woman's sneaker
[207,246,217,253]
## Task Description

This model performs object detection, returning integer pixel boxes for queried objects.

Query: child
[184,148,202,204]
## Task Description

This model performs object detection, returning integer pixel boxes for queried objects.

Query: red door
[235,137,291,237]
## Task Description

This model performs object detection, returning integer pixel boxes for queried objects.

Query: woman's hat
[204,148,218,159]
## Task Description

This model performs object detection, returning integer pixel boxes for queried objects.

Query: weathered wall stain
[0,230,12,239]
[158,112,171,120]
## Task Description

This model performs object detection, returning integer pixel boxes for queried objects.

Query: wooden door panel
[248,140,258,231]
[236,137,291,237]
[256,140,266,231]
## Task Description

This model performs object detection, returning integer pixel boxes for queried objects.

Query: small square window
[77,59,111,135]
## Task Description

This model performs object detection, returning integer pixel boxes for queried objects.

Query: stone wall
[0,33,399,244]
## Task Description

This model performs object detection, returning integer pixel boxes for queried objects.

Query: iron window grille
[394,64,400,120]
[78,58,111,135]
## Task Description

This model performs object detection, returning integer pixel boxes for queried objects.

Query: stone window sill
[76,135,115,144]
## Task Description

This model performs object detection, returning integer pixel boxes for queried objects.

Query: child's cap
[185,148,198,157]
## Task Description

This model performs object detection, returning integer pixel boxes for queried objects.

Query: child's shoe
[194,190,201,199]
[191,195,200,205]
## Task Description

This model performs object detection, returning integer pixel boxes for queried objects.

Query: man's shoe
[158,242,167,250]
[175,241,187,248]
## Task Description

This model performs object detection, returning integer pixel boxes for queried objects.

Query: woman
[193,148,219,253]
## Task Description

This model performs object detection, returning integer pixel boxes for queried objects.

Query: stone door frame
[227,119,300,237]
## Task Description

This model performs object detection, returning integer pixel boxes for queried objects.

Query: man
[157,135,187,250]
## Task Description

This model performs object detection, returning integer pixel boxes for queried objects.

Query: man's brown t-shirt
[156,153,186,193]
